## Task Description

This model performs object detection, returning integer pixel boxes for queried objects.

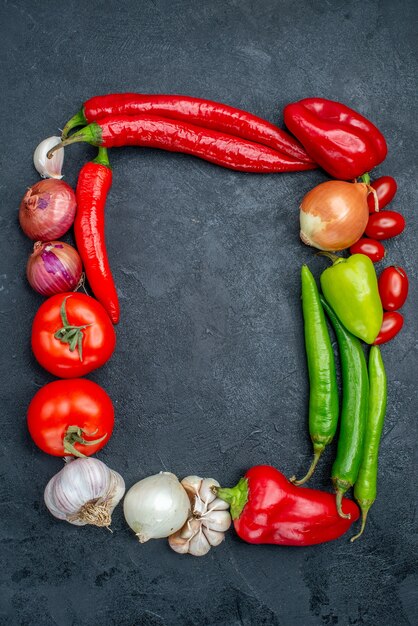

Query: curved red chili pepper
[74,148,119,324]
[62,93,315,164]
[52,115,317,173]
[217,465,359,546]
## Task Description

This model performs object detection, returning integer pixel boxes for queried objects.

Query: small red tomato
[27,379,114,456]
[31,292,116,378]
[373,312,404,345]
[367,176,397,213]
[378,266,409,311]
[350,238,386,263]
[365,210,405,240]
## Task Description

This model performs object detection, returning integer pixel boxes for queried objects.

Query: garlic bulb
[44,457,125,528]
[34,136,64,179]
[124,472,190,543]
[168,475,231,556]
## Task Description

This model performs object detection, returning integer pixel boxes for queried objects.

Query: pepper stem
[350,507,370,542]
[335,489,351,519]
[317,251,342,265]
[215,478,248,520]
[290,448,323,486]
[63,426,107,458]
[47,122,102,159]
[360,172,371,185]
[61,108,87,140]
[93,147,111,169]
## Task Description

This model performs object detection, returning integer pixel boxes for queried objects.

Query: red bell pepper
[283,98,387,180]
[216,465,359,546]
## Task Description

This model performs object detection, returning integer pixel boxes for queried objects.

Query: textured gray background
[1,0,417,624]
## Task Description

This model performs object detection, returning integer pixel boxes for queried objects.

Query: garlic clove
[203,526,225,547]
[201,509,232,533]
[199,478,220,505]
[207,497,230,511]
[168,532,190,554]
[34,136,64,179]
[179,517,201,540]
[181,475,202,498]
[188,528,211,557]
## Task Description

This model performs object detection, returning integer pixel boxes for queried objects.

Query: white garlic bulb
[168,475,231,556]
[33,136,64,179]
[44,457,125,528]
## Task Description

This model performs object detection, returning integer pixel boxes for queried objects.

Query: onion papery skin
[300,181,370,252]
[27,241,82,296]
[19,179,76,241]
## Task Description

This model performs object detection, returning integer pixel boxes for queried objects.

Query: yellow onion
[300,181,374,251]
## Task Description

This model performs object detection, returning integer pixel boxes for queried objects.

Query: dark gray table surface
[1,1,417,624]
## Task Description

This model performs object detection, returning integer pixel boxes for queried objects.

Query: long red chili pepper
[216,465,359,546]
[74,148,119,324]
[61,93,315,164]
[50,115,316,173]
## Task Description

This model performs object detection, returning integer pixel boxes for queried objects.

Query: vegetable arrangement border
[21,94,408,555]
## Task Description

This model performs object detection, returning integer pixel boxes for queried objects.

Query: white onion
[123,472,190,543]
[33,136,64,179]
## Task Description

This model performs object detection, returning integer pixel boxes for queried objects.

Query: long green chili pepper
[291,266,339,485]
[320,296,369,519]
[351,346,387,541]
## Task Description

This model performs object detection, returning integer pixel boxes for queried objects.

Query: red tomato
[365,211,405,240]
[27,379,114,456]
[367,176,397,213]
[378,266,409,311]
[373,312,404,345]
[349,238,386,263]
[32,292,116,378]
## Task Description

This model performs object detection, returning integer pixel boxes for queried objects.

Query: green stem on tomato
[63,426,107,458]
[53,296,91,361]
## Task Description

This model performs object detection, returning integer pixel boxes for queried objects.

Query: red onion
[19,179,76,241]
[27,241,83,296]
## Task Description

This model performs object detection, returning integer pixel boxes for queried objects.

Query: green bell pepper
[320,253,383,344]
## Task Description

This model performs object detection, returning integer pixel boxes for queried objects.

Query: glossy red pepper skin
[283,98,387,180]
[74,152,119,324]
[349,238,386,263]
[365,210,405,240]
[61,115,317,174]
[373,311,404,345]
[219,466,359,546]
[378,266,409,311]
[368,176,397,213]
[69,94,315,164]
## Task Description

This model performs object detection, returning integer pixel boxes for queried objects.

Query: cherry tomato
[31,292,116,378]
[365,210,405,240]
[27,379,114,456]
[378,266,409,311]
[349,238,386,263]
[373,312,404,345]
[367,176,397,213]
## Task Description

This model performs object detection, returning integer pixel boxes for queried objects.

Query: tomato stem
[63,426,107,458]
[54,296,91,361]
